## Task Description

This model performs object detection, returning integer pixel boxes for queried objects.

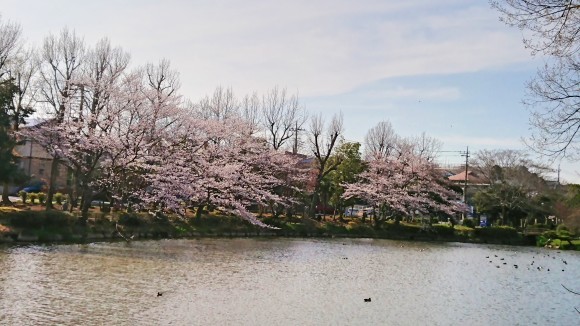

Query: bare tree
[261,86,306,151]
[144,59,183,139]
[240,92,261,135]
[0,16,22,78]
[308,113,343,218]
[364,120,399,158]
[412,132,442,162]
[492,1,580,157]
[491,1,580,57]
[472,149,550,187]
[195,86,239,121]
[36,28,85,209]
[526,57,580,157]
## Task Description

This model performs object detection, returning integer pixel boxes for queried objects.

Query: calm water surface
[0,238,578,325]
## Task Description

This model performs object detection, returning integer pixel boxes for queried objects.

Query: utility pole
[292,121,303,154]
[460,146,470,219]
[557,163,561,190]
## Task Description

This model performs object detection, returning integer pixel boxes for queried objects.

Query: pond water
[0,238,578,325]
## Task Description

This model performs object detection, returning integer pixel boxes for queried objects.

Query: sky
[1,0,578,183]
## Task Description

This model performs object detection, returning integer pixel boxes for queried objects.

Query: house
[447,170,487,185]
[13,138,69,191]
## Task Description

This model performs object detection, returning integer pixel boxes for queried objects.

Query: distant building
[14,139,68,190]
[447,170,487,185]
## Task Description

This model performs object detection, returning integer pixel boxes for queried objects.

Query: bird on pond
[364,298,371,302]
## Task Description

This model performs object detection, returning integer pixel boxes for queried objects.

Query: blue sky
[1,0,577,182]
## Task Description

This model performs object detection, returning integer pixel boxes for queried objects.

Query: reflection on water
[0,238,578,325]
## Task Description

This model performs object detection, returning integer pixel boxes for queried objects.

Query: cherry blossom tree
[27,37,132,221]
[141,117,299,227]
[343,149,462,227]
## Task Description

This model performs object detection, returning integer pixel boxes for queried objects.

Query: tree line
[2,12,578,232]
[0,16,466,226]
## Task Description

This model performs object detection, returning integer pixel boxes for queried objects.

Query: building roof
[448,170,486,184]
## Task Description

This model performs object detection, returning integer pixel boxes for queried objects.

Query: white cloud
[2,0,530,99]
[365,86,461,101]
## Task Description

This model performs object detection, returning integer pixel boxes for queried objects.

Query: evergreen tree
[0,80,20,183]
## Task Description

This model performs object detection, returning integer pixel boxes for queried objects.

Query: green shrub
[541,230,558,239]
[556,224,571,238]
[537,235,551,247]
[54,192,64,205]
[18,190,27,204]
[28,193,38,204]
[462,219,475,228]
[38,192,47,204]
[454,225,474,238]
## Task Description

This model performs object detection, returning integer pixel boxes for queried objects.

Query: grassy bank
[1,207,578,249]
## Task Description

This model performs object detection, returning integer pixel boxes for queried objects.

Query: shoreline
[1,208,577,249]
[0,224,538,247]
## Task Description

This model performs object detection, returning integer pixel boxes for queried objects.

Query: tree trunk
[394,215,401,225]
[195,204,204,220]
[45,159,60,210]
[502,206,507,225]
[1,181,12,205]
[79,185,94,226]
[310,191,319,219]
